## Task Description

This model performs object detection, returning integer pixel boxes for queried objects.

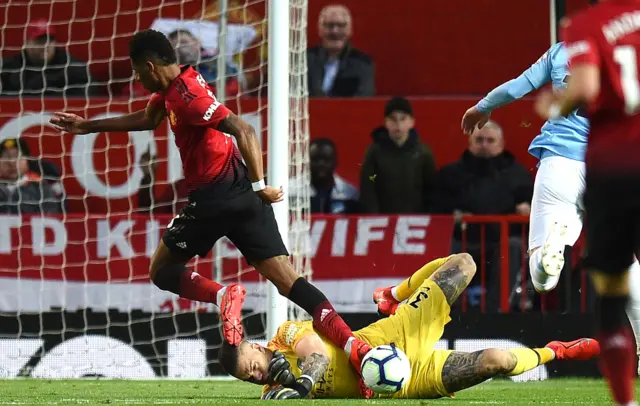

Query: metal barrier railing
[457,215,589,314]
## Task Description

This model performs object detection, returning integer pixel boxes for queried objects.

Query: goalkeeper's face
[235,342,272,385]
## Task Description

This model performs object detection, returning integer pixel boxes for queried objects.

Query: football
[360,344,411,394]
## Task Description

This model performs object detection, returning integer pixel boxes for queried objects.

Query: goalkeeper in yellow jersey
[219,254,600,399]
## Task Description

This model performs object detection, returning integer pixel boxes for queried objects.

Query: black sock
[287,277,328,314]
[152,263,186,294]
[598,295,629,333]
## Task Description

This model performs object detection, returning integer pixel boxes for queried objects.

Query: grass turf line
[0,378,623,405]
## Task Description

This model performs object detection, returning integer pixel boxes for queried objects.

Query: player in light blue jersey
[462,42,588,292]
[462,44,640,365]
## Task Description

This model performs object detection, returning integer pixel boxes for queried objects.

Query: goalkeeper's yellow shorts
[354,278,453,399]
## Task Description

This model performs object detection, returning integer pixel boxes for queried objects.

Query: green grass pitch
[0,378,626,405]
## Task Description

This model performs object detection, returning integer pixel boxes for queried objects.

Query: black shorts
[584,173,640,275]
[162,188,289,263]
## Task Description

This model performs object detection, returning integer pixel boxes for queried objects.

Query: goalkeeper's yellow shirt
[262,321,361,398]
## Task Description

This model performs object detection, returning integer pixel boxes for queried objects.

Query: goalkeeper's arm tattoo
[299,353,330,383]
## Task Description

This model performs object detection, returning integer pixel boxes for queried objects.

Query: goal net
[0,0,310,379]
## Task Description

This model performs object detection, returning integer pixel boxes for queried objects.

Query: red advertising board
[0,213,453,313]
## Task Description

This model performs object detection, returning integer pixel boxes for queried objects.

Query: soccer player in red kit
[535,1,640,405]
[50,30,372,398]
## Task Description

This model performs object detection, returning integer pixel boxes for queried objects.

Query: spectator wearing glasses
[307,4,374,97]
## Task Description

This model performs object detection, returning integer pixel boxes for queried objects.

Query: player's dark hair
[167,29,196,41]
[218,341,241,377]
[310,138,336,153]
[129,29,177,65]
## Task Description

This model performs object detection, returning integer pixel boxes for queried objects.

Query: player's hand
[261,385,302,400]
[534,89,556,120]
[49,112,90,134]
[461,106,490,136]
[257,186,284,204]
[268,350,296,387]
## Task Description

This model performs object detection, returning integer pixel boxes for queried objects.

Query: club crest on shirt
[169,110,177,126]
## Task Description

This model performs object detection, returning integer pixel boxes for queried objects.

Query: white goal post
[266,0,292,339]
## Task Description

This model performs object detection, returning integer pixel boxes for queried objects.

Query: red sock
[312,301,354,349]
[598,327,636,405]
[178,271,223,304]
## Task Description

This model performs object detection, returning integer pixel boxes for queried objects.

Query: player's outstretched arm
[49,98,166,134]
[217,112,283,204]
[462,76,539,135]
[462,45,558,135]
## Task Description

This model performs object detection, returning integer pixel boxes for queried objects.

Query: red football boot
[545,338,601,361]
[373,286,400,317]
[220,284,247,346]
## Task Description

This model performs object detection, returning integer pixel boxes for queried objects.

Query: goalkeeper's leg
[440,338,599,394]
[374,255,456,316]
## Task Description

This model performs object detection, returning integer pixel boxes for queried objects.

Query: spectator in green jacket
[359,97,436,213]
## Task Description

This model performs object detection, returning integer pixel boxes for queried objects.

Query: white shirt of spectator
[150,18,257,68]
[322,60,340,95]
[289,173,358,201]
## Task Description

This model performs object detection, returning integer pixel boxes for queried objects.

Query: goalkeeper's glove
[261,377,315,400]
[267,350,296,387]
[261,386,302,400]
[290,375,314,398]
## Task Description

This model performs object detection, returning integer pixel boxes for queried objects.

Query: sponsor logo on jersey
[285,323,299,345]
[169,110,177,127]
[203,100,221,121]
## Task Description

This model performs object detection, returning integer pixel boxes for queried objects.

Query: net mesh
[0,0,310,378]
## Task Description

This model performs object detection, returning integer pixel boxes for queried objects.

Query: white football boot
[541,221,568,277]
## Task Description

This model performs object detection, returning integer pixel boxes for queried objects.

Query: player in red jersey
[535,1,640,405]
[49,30,373,398]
